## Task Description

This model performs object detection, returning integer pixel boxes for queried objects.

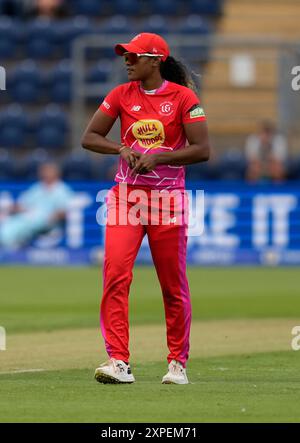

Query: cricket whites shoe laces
[162,360,189,384]
[95,358,135,384]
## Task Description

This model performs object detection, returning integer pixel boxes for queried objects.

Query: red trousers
[100,184,191,367]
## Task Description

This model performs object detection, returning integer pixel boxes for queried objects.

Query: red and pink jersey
[99,80,206,189]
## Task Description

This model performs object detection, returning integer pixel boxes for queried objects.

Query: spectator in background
[245,120,288,183]
[25,0,69,19]
[0,162,73,249]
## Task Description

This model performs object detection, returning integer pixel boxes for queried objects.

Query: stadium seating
[186,160,221,181]
[34,105,68,149]
[0,149,15,180]
[286,156,300,181]
[0,104,28,148]
[114,0,142,16]
[18,148,51,181]
[8,60,42,104]
[138,15,169,35]
[26,18,57,59]
[0,16,18,58]
[62,151,93,181]
[0,1,232,180]
[176,15,212,62]
[178,14,212,35]
[187,0,223,16]
[48,60,72,103]
[57,16,94,57]
[101,15,132,35]
[87,60,113,84]
[150,0,179,16]
[218,151,246,181]
[72,0,104,16]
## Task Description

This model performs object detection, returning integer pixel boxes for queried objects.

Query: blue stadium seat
[0,0,24,17]
[218,151,246,180]
[138,15,169,35]
[98,15,132,58]
[113,0,141,15]
[186,161,221,181]
[102,15,132,34]
[48,60,72,103]
[149,0,179,15]
[35,105,68,149]
[286,156,300,180]
[87,60,113,84]
[0,16,18,59]
[19,148,51,181]
[0,149,15,180]
[26,18,56,59]
[72,0,104,16]
[177,15,212,62]
[187,0,223,16]
[0,104,28,148]
[62,151,93,181]
[58,16,94,57]
[178,14,212,34]
[8,60,42,104]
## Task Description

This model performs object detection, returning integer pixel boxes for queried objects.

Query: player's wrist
[155,152,171,165]
[118,145,130,154]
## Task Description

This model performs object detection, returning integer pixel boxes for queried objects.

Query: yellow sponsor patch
[132,119,165,149]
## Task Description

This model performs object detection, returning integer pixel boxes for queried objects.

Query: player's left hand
[130,153,158,175]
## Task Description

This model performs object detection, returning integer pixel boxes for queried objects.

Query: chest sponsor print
[132,119,165,149]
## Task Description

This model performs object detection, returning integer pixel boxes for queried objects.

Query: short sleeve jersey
[99,80,206,189]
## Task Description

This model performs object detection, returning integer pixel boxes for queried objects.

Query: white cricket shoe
[95,358,135,384]
[162,360,189,384]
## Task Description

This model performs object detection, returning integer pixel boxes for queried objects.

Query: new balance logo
[131,105,141,111]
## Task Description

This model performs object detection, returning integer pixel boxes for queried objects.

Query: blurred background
[0,0,300,265]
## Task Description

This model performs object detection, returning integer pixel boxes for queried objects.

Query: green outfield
[0,267,300,422]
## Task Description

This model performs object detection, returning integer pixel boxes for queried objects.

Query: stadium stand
[34,104,68,149]
[0,148,14,180]
[0,104,28,148]
[62,151,93,181]
[17,148,51,181]
[202,0,300,137]
[47,59,72,103]
[8,60,41,104]
[0,0,298,182]
[26,18,57,59]
[0,16,18,58]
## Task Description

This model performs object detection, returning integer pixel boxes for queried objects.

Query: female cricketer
[82,32,210,384]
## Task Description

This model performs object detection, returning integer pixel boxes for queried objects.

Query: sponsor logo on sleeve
[189,104,205,119]
[103,100,110,110]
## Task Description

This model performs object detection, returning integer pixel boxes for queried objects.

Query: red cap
[115,33,170,62]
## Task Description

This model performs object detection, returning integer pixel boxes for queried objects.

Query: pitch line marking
[0,368,46,375]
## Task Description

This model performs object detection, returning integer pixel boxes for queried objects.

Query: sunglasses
[123,52,164,65]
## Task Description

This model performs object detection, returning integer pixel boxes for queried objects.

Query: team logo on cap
[159,101,174,116]
[132,119,165,149]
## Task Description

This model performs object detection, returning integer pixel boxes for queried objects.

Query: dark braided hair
[160,56,197,91]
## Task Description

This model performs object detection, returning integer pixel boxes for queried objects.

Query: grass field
[0,266,300,422]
